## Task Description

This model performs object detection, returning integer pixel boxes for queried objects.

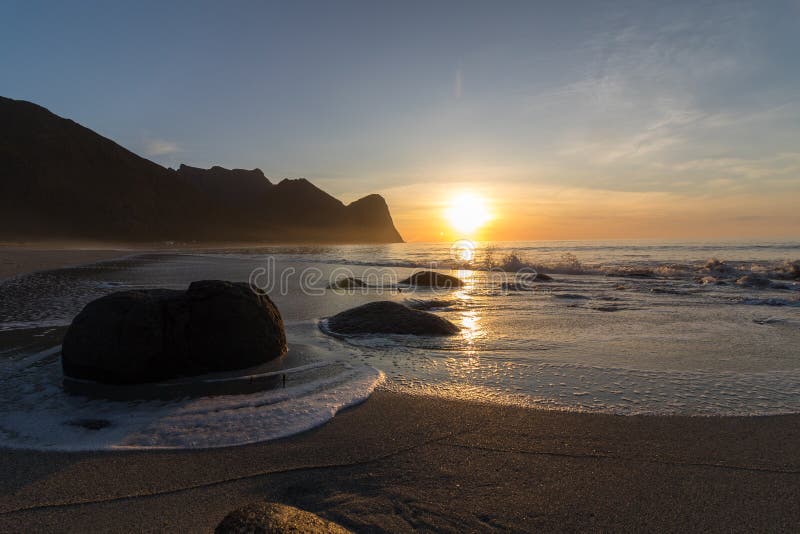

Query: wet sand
[1,391,798,532]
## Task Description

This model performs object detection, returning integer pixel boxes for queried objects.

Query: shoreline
[0,247,145,281]
[1,390,798,531]
[2,247,799,530]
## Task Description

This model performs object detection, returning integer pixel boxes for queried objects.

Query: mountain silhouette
[0,96,403,243]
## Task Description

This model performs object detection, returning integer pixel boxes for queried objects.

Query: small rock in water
[499,281,534,292]
[325,301,459,336]
[753,317,785,325]
[607,268,655,278]
[553,293,591,300]
[400,270,463,288]
[703,258,733,274]
[787,261,800,280]
[215,502,351,534]
[594,305,623,312]
[736,275,773,289]
[328,277,366,289]
[520,272,553,282]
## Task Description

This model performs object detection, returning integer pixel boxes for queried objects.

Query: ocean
[1,239,799,450]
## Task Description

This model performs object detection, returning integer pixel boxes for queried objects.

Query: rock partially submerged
[702,258,734,275]
[607,267,655,278]
[328,277,367,289]
[500,281,534,292]
[400,270,463,288]
[736,274,773,289]
[695,275,726,285]
[325,301,459,336]
[215,502,351,534]
[780,260,800,280]
[62,280,287,385]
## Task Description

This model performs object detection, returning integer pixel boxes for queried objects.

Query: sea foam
[0,352,383,451]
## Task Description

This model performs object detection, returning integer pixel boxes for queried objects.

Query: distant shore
[1,390,798,531]
[0,245,293,281]
[0,242,399,281]
[0,246,143,281]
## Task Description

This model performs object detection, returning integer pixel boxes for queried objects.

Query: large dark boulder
[400,270,463,288]
[325,301,459,336]
[62,280,287,384]
[216,502,351,534]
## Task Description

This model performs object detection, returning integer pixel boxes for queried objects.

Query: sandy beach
[0,391,798,532]
[1,248,799,532]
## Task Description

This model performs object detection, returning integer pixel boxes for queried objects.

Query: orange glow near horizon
[373,180,800,243]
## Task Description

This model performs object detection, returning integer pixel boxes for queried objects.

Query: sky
[2,0,799,242]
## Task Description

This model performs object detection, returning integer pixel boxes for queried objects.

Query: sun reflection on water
[460,309,481,344]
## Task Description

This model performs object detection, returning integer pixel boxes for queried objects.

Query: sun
[445,193,492,235]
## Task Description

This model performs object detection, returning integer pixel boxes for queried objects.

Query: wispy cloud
[143,138,181,157]
[507,3,800,199]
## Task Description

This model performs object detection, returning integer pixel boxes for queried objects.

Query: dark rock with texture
[328,277,366,289]
[500,281,534,292]
[735,274,772,289]
[215,502,351,534]
[325,301,459,336]
[62,280,286,384]
[400,270,464,288]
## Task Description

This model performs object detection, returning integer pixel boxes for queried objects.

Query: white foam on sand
[0,353,384,451]
[378,359,800,416]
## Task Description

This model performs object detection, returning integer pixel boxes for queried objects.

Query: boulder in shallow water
[215,502,351,534]
[62,280,287,384]
[607,267,655,278]
[736,274,772,289]
[703,258,733,274]
[326,301,459,336]
[328,277,366,289]
[788,261,800,280]
[400,270,463,288]
[500,281,534,292]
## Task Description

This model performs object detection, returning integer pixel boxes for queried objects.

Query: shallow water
[1,240,799,449]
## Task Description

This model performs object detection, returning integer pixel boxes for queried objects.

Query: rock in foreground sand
[326,301,459,336]
[62,280,286,384]
[215,502,351,534]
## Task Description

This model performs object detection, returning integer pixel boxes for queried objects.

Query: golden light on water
[460,309,481,344]
[445,193,492,235]
[455,247,474,262]
[451,240,477,262]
